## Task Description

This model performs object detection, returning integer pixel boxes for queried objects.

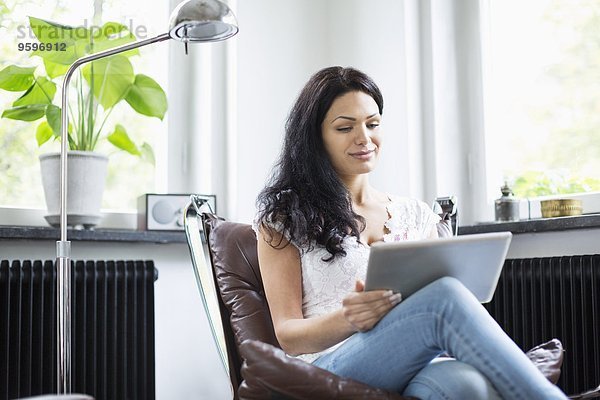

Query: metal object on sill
[433,195,458,235]
[540,199,583,218]
[137,193,216,231]
[495,183,520,222]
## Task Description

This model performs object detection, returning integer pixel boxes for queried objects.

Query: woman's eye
[368,123,380,129]
[336,127,352,132]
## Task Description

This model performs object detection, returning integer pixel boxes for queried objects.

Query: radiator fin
[485,255,600,395]
[0,260,157,400]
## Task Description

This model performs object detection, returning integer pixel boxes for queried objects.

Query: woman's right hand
[341,280,403,332]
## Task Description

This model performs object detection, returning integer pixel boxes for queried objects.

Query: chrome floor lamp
[56,0,238,394]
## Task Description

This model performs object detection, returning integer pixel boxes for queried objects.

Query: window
[483,0,600,202]
[0,0,168,213]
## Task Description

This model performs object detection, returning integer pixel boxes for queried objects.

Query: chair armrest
[238,340,412,400]
[436,217,453,238]
[524,338,564,385]
[568,385,600,400]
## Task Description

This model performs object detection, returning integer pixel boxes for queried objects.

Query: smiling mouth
[349,149,375,159]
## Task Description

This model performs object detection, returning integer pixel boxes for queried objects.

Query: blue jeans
[313,277,567,399]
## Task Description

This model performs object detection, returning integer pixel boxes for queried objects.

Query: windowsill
[460,213,600,235]
[0,225,187,244]
[5,214,599,242]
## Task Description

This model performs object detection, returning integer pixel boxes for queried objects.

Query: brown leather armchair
[183,196,563,400]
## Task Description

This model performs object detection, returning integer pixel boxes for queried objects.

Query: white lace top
[254,195,441,363]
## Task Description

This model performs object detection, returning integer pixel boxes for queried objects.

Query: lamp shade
[169,0,238,42]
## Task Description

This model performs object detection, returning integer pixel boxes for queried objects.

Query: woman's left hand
[341,280,403,332]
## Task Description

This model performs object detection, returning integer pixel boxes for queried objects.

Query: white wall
[234,0,328,223]
[326,0,412,202]
[506,229,600,259]
[226,0,491,225]
[234,0,412,223]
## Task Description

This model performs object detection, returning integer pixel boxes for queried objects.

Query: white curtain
[167,0,236,217]
[404,0,489,225]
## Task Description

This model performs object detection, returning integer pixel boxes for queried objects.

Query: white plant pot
[39,151,108,229]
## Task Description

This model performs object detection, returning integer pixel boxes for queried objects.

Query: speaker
[137,193,216,231]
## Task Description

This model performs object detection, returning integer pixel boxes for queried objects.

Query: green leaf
[31,19,139,66]
[89,21,139,57]
[43,59,70,79]
[72,21,140,59]
[0,1,9,16]
[107,124,141,155]
[67,131,77,150]
[1,104,47,121]
[12,76,56,106]
[82,55,134,109]
[36,120,54,146]
[29,16,80,65]
[97,22,129,38]
[125,74,167,119]
[31,44,80,66]
[46,104,61,134]
[140,142,155,165]
[29,16,78,43]
[0,65,36,91]
[89,36,140,58]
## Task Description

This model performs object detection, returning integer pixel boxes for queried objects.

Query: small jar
[495,183,520,222]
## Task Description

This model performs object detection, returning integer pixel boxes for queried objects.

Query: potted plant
[0,16,167,228]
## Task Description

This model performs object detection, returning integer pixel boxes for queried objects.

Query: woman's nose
[354,125,370,145]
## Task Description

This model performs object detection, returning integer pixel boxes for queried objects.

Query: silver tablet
[364,232,512,303]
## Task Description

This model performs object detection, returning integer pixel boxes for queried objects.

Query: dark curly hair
[255,66,384,261]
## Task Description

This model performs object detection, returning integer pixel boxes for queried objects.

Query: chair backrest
[184,197,281,399]
[184,196,454,398]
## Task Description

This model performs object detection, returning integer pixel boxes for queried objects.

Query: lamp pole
[57,33,171,394]
[56,0,237,393]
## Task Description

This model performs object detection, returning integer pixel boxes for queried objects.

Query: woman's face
[321,91,382,178]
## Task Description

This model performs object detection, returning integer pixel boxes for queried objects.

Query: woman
[254,66,566,399]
